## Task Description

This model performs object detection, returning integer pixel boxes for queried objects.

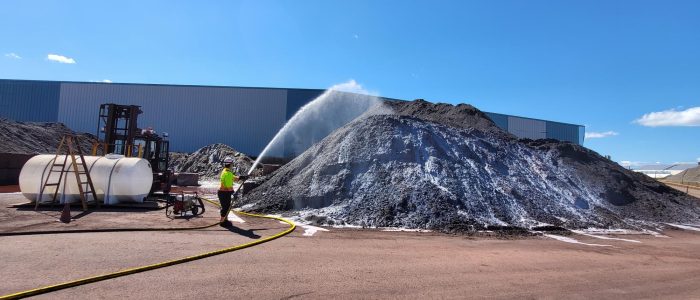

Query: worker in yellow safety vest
[218,157,239,225]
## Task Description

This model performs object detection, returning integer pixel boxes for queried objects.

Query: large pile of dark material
[384,99,512,138]
[169,143,254,178]
[240,100,700,231]
[0,118,96,154]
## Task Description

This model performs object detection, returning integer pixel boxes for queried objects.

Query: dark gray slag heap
[169,143,253,178]
[385,99,509,136]
[0,118,96,154]
[240,100,700,231]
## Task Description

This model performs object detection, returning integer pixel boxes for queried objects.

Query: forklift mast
[97,104,141,155]
[96,103,171,194]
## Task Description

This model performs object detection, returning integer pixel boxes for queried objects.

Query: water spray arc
[248,80,384,175]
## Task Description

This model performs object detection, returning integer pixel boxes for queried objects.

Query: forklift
[94,103,172,195]
[94,103,206,216]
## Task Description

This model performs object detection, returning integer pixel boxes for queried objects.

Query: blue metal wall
[507,116,547,140]
[57,82,288,154]
[0,80,60,122]
[546,121,584,144]
[484,112,509,132]
[484,111,583,144]
[0,79,585,155]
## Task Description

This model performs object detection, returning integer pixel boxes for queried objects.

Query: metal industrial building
[0,79,584,156]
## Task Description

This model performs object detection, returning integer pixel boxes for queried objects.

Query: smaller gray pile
[169,143,254,178]
[665,165,700,185]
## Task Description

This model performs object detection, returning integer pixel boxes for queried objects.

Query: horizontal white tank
[19,155,153,205]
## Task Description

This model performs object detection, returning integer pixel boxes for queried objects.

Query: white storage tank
[19,154,153,205]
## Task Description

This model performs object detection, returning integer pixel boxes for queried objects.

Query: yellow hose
[0,197,295,300]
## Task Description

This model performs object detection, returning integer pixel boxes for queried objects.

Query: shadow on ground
[220,222,261,239]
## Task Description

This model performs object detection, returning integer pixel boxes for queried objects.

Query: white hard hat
[223,157,234,164]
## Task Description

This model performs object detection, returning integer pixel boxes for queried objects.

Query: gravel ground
[1,193,699,299]
[0,193,220,233]
[667,183,700,199]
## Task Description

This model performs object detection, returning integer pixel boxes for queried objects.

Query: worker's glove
[238,175,249,181]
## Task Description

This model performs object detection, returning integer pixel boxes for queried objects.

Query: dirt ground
[1,193,699,299]
[667,182,700,199]
[0,185,18,193]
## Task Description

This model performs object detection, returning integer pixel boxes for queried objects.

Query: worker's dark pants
[218,190,233,218]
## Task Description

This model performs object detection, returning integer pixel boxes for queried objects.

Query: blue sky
[1,0,699,165]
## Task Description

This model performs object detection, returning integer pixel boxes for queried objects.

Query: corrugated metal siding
[483,112,509,131]
[1,79,586,154]
[485,112,583,144]
[58,83,287,154]
[545,122,582,144]
[507,116,547,140]
[0,80,60,122]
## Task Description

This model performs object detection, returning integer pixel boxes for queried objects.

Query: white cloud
[634,107,700,127]
[100,79,112,83]
[585,131,618,139]
[4,53,21,59]
[328,79,378,96]
[47,54,76,64]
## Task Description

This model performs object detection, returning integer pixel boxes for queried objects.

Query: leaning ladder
[36,135,99,211]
